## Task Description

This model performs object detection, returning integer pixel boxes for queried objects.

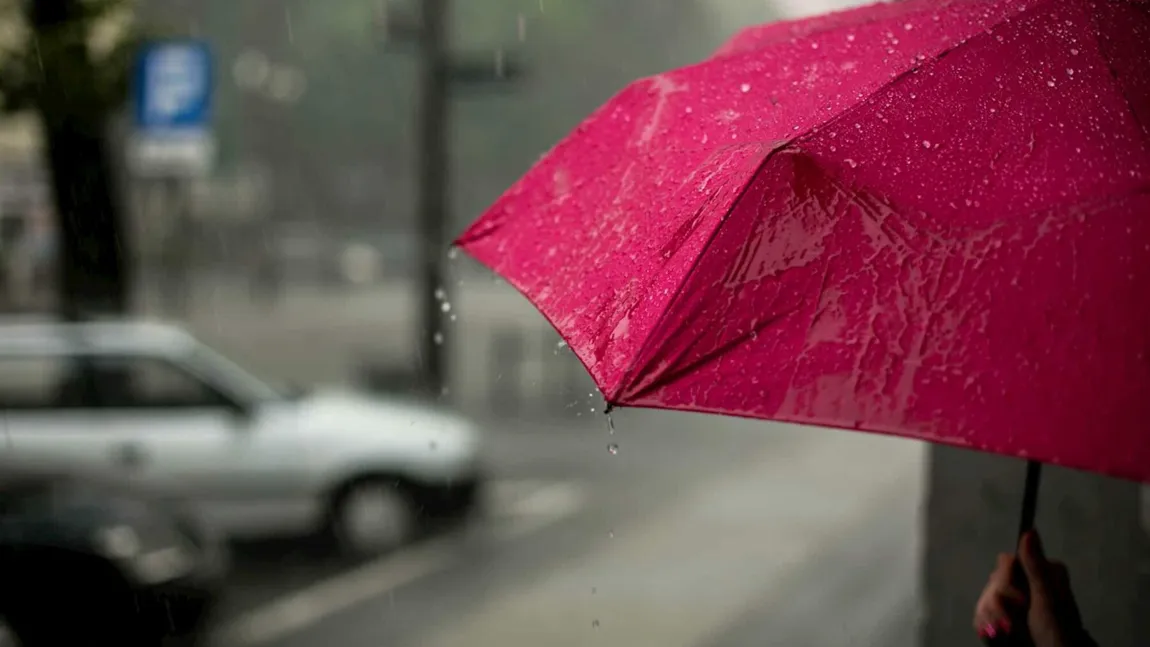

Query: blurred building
[0,115,53,312]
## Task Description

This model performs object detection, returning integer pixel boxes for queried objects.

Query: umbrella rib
[611,145,788,403]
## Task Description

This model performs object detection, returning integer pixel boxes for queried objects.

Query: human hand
[973,530,1096,647]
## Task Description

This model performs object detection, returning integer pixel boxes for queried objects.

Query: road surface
[206,409,926,647]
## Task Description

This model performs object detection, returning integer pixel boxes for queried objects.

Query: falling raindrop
[606,411,616,435]
[447,248,459,260]
[517,13,527,41]
[592,587,597,595]
[434,287,446,300]
[441,302,452,313]
[433,332,444,345]
[608,530,615,539]
[607,443,619,455]
[592,620,601,629]
[740,83,752,93]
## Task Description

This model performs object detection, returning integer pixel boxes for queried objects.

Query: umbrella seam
[1081,0,1150,148]
[611,144,787,403]
[783,0,1055,149]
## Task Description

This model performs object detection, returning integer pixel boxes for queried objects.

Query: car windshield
[188,345,294,403]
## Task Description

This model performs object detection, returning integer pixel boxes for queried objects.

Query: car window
[88,357,230,409]
[0,355,67,410]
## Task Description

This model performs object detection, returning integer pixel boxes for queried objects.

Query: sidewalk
[419,425,926,647]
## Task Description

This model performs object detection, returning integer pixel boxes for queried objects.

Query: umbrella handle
[982,460,1043,647]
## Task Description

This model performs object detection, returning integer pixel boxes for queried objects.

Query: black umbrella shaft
[1017,460,1042,538]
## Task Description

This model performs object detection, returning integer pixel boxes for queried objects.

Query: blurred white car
[0,320,484,557]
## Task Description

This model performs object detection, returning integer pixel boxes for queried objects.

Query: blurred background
[0,1,1145,646]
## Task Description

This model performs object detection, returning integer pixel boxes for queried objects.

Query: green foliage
[0,0,146,122]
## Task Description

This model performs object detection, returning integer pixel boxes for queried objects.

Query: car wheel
[328,478,418,559]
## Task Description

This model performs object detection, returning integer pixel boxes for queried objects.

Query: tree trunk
[29,0,132,320]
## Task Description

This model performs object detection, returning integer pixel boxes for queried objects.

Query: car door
[87,355,312,538]
[0,352,112,473]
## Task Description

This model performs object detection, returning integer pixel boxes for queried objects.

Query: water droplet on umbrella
[811,42,819,49]
[846,33,856,42]
[607,443,619,455]
[922,140,932,148]
[845,159,858,168]
[1047,80,1056,87]
[1066,68,1074,76]
[904,22,913,30]
[740,83,751,93]
[1070,48,1079,55]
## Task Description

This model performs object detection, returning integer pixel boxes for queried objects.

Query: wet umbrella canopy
[457,0,1150,484]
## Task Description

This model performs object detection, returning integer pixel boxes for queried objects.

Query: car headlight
[94,524,196,585]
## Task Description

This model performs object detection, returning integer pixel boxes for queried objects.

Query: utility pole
[414,0,451,397]
[382,0,526,398]
[27,0,132,319]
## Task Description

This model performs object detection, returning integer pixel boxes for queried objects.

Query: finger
[974,585,1020,624]
[988,553,1015,588]
[1018,530,1050,593]
[973,599,1015,641]
[997,584,1028,607]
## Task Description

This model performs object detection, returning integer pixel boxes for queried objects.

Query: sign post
[129,40,214,314]
[129,40,215,176]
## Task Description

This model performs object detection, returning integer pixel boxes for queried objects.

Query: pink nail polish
[980,622,998,639]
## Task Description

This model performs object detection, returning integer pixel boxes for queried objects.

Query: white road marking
[215,479,587,647]
[484,482,588,540]
[216,538,456,647]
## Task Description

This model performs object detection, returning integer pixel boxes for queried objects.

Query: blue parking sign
[133,40,212,132]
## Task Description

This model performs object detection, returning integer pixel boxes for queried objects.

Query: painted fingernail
[979,622,998,639]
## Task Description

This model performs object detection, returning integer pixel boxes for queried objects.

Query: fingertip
[1022,529,1045,558]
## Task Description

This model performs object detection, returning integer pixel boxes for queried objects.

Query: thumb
[1018,530,1051,595]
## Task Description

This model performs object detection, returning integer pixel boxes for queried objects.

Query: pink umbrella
[456,0,1150,559]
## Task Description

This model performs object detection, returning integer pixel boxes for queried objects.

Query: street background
[133,275,927,647]
[6,0,1145,645]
